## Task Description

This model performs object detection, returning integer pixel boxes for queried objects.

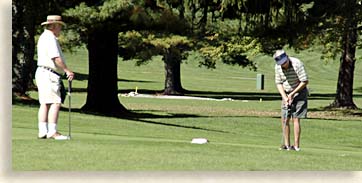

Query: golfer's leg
[293,118,301,147]
[282,118,290,146]
[38,104,50,122]
[48,103,61,123]
[47,103,61,136]
[38,104,50,137]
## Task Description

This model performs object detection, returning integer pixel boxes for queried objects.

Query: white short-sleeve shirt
[37,29,65,74]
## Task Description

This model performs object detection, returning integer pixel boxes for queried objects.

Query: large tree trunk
[330,4,358,109]
[12,0,36,99]
[82,29,128,116]
[163,49,185,95]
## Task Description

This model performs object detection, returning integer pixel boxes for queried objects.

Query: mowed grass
[12,47,362,170]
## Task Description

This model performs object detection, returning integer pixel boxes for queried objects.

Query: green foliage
[119,31,193,64]
[129,7,154,27]
[63,1,134,28]
[192,17,262,70]
[63,0,362,72]
[220,0,245,11]
[99,0,133,18]
[198,35,260,70]
[300,0,362,62]
[319,33,343,63]
[58,29,84,53]
[145,34,193,49]
[61,0,266,72]
[219,0,362,68]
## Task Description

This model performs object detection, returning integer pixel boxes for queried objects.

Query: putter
[68,80,72,140]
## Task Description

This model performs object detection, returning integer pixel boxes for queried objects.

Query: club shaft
[68,80,72,139]
[281,109,288,146]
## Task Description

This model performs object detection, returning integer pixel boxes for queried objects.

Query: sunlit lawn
[12,48,362,170]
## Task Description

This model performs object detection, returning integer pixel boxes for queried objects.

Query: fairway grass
[12,98,362,171]
[12,48,362,170]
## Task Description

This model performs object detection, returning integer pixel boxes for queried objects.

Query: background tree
[119,32,193,95]
[65,0,191,114]
[64,0,135,116]
[12,0,42,99]
[119,0,261,95]
[307,0,361,109]
[220,0,362,109]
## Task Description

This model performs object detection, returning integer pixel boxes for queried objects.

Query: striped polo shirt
[275,57,308,92]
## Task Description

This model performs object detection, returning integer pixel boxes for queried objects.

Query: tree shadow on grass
[12,97,39,106]
[69,108,229,133]
[308,107,362,118]
[12,97,228,133]
[73,72,88,81]
[13,89,362,133]
[354,87,362,93]
[125,117,229,133]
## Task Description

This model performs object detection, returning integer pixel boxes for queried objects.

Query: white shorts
[35,67,62,104]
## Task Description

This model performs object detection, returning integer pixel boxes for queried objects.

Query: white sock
[38,122,48,135]
[47,123,57,136]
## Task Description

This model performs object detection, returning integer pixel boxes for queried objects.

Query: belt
[38,66,61,76]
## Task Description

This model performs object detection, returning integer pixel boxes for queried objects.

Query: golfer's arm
[53,57,71,73]
[276,84,288,99]
[290,81,308,96]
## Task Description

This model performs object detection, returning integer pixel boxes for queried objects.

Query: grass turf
[12,48,362,170]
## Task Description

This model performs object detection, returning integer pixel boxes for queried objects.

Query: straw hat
[41,15,66,26]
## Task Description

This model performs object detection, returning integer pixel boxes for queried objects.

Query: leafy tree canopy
[119,31,193,65]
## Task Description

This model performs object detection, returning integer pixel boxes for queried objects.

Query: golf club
[68,80,72,140]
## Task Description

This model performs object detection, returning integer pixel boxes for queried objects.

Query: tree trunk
[12,0,36,99]
[82,29,128,116]
[330,7,358,109]
[163,49,185,95]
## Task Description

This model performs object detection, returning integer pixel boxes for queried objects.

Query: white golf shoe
[279,145,291,151]
[47,132,69,140]
[38,133,47,139]
[291,146,301,151]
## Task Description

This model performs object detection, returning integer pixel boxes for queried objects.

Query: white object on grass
[191,138,209,144]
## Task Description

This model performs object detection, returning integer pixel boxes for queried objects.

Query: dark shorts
[281,88,308,118]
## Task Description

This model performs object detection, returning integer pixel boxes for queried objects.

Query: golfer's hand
[287,93,296,105]
[283,96,289,107]
[66,70,74,81]
[287,94,292,104]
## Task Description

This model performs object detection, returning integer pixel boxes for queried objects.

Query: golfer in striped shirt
[274,50,308,151]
